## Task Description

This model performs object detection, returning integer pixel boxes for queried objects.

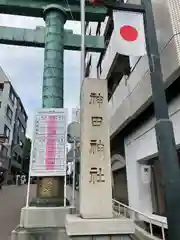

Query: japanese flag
[113,10,147,56]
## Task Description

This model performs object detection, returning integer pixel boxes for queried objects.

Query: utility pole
[90,0,180,238]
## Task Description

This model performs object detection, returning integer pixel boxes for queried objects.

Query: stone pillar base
[20,206,75,228]
[11,226,69,240]
[65,214,135,239]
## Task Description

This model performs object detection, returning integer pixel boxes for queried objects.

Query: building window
[0,83,4,91]
[18,155,22,164]
[16,119,20,130]
[19,104,22,112]
[17,135,20,144]
[1,145,8,157]
[0,102,1,108]
[85,56,92,78]
[0,83,4,96]
[97,62,102,78]
[19,140,24,148]
[22,111,27,122]
[21,125,25,134]
[88,27,92,36]
[96,22,101,35]
[13,152,18,162]
[85,21,89,34]
[6,105,13,123]
[4,125,10,142]
[9,88,15,105]
[104,17,114,47]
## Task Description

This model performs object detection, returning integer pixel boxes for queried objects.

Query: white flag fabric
[113,10,147,56]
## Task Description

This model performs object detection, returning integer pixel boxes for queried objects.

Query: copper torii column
[32,4,68,206]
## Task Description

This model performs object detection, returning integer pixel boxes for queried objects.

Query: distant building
[0,67,28,178]
[72,108,80,123]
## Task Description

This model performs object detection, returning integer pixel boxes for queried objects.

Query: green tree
[22,137,31,175]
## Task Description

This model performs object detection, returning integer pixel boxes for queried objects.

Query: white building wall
[124,94,180,213]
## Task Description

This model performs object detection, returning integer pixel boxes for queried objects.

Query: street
[0,184,76,240]
[0,184,36,240]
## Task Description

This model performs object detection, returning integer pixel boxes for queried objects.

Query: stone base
[20,206,75,228]
[65,214,135,236]
[11,226,68,240]
[30,197,70,207]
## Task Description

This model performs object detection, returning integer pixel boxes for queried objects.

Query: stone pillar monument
[66,78,135,239]
[79,77,112,218]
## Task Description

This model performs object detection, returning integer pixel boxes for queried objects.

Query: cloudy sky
[0,14,81,138]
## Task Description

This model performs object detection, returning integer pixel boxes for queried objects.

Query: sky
[0,14,81,138]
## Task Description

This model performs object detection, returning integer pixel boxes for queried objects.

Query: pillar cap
[43,4,67,21]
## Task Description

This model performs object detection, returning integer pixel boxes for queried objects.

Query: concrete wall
[124,94,180,213]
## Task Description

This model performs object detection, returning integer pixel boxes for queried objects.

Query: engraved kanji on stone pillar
[80,78,113,219]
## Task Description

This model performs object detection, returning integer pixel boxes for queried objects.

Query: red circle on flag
[120,25,138,42]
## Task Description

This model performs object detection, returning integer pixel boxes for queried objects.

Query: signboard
[30,108,68,177]
[141,165,151,184]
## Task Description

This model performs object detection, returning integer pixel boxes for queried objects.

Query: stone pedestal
[11,226,69,240]
[66,214,135,236]
[20,206,75,228]
[12,206,75,240]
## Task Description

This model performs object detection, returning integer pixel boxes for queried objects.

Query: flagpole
[79,0,85,206]
[80,0,85,85]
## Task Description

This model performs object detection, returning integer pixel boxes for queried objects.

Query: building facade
[0,67,27,178]
[85,0,180,219]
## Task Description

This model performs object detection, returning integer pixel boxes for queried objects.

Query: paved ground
[0,184,36,240]
[0,184,76,240]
